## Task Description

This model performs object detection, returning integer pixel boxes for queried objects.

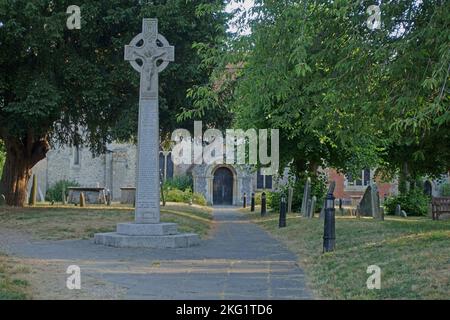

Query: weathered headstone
[38,187,45,203]
[300,178,311,217]
[308,196,317,218]
[401,210,407,218]
[0,194,5,206]
[320,181,336,219]
[95,18,199,248]
[358,184,382,220]
[287,187,293,214]
[395,204,401,216]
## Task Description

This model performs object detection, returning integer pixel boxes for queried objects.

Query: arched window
[159,151,174,181]
[73,145,81,166]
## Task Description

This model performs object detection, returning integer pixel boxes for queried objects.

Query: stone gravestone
[320,181,336,219]
[358,183,382,220]
[0,194,5,206]
[308,196,317,218]
[287,187,293,214]
[300,178,311,217]
[395,204,402,216]
[95,18,199,248]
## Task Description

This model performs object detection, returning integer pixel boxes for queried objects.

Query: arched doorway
[213,167,233,205]
[424,180,433,196]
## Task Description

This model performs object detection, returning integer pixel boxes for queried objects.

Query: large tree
[183,0,449,182]
[0,0,229,206]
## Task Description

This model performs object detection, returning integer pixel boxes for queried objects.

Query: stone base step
[117,222,178,236]
[94,232,200,248]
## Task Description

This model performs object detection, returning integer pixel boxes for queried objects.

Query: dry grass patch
[0,203,213,240]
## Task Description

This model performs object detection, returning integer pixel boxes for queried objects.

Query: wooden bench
[431,197,450,220]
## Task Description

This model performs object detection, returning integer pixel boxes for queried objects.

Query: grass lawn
[0,253,31,300]
[242,208,450,300]
[0,202,213,240]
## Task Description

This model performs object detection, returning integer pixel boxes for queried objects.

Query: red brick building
[326,168,396,206]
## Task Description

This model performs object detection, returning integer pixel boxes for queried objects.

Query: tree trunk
[398,162,410,195]
[0,138,49,207]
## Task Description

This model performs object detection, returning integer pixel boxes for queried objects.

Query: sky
[225,0,254,35]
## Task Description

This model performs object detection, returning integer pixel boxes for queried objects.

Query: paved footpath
[0,207,313,300]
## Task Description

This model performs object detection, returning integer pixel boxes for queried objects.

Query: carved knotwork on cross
[124,18,174,100]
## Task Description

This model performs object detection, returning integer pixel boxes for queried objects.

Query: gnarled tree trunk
[0,137,49,207]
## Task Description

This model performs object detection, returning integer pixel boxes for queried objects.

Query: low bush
[164,176,193,192]
[192,192,207,206]
[440,182,450,196]
[164,187,208,206]
[165,188,191,203]
[384,188,430,216]
[45,180,80,202]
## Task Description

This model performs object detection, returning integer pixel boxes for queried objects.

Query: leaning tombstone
[309,196,317,218]
[359,184,382,219]
[371,184,383,220]
[320,181,336,219]
[0,194,5,206]
[287,187,293,214]
[401,210,407,218]
[301,178,311,217]
[306,198,312,218]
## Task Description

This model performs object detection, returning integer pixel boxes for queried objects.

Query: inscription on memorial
[124,18,174,224]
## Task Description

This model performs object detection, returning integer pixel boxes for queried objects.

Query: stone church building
[31,142,275,206]
[31,143,448,206]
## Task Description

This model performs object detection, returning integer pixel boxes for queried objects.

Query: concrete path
[0,207,313,300]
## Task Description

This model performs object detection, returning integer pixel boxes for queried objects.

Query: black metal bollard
[323,192,336,253]
[261,192,267,216]
[251,193,255,212]
[279,195,286,228]
[243,193,247,208]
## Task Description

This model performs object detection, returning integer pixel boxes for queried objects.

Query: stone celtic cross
[125,18,174,100]
[95,19,198,248]
[125,18,174,224]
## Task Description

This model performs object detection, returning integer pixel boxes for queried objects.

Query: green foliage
[184,0,450,179]
[45,180,79,202]
[0,0,229,206]
[440,183,450,197]
[192,192,207,206]
[384,189,431,216]
[164,187,207,206]
[268,174,327,213]
[164,176,193,192]
[165,189,191,203]
[0,0,229,151]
